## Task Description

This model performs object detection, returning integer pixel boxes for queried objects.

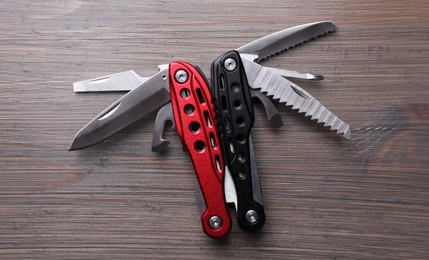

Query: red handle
[169,62,231,238]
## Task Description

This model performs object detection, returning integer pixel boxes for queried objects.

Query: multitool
[70,21,351,238]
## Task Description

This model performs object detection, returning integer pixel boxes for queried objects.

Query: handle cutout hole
[236,116,245,127]
[231,83,240,93]
[194,140,206,152]
[237,153,246,163]
[209,133,217,148]
[195,88,205,104]
[228,138,235,153]
[238,170,247,180]
[204,111,212,127]
[184,104,195,115]
[215,155,222,172]
[233,100,242,110]
[237,134,245,143]
[180,88,191,98]
[220,75,225,90]
[224,117,231,133]
[189,122,201,133]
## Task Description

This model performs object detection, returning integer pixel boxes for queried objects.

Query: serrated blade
[236,21,337,62]
[241,57,351,139]
[69,68,171,150]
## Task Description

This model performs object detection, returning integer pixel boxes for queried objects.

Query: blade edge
[236,21,337,62]
[242,59,351,139]
[73,70,147,92]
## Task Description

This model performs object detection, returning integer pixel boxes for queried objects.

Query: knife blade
[69,68,171,150]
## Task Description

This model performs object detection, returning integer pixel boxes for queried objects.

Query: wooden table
[1,0,428,259]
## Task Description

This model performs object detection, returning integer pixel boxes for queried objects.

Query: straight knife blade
[236,21,337,62]
[69,68,171,150]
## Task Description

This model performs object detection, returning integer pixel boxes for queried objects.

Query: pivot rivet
[209,216,222,229]
[224,58,237,71]
[245,210,258,224]
[175,69,188,83]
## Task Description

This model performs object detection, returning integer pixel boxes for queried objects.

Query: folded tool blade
[69,68,171,150]
[236,21,337,62]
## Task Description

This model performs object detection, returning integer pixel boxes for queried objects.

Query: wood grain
[0,0,428,259]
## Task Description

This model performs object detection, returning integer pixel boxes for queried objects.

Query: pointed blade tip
[68,143,79,151]
[342,128,352,140]
[68,139,83,151]
[68,132,94,151]
[326,20,338,31]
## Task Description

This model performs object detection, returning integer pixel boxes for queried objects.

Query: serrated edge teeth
[262,88,351,139]
[241,51,350,139]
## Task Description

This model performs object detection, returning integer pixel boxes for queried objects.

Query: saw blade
[241,57,351,139]
[236,21,337,62]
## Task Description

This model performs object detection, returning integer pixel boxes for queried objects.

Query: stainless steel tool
[70,21,351,238]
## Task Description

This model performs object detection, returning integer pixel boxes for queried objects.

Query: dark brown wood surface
[1,0,428,259]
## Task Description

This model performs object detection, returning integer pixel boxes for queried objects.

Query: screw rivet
[245,210,258,224]
[175,69,188,83]
[209,216,222,229]
[224,58,237,71]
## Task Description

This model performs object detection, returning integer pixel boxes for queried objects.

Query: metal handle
[211,51,266,231]
[169,62,231,238]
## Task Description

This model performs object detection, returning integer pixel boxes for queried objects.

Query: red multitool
[70,62,231,238]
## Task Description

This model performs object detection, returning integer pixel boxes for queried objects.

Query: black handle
[211,50,265,231]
